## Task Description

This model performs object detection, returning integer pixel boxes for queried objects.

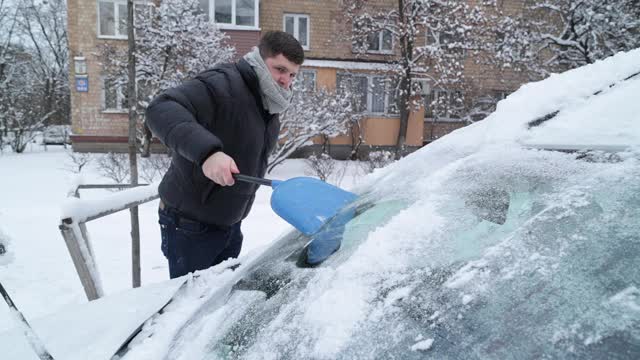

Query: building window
[98,0,127,38]
[337,73,397,115]
[370,77,386,113]
[295,69,316,92]
[338,74,368,113]
[367,29,393,53]
[102,77,128,111]
[199,0,258,28]
[97,1,152,39]
[284,14,310,50]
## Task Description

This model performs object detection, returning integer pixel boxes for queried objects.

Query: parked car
[42,125,71,145]
[2,49,639,360]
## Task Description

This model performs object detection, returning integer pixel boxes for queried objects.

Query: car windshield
[157,146,640,359]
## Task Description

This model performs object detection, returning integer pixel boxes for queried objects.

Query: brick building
[67,0,529,155]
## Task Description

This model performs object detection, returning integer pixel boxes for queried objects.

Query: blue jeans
[159,206,243,279]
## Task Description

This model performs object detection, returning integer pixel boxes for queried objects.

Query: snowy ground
[0,142,367,333]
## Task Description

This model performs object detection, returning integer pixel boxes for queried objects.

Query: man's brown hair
[258,31,304,65]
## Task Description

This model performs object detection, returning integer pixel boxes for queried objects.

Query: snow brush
[233,174,357,236]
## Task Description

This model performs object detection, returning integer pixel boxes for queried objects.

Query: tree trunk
[141,121,152,157]
[44,78,55,125]
[394,0,412,159]
[349,120,363,160]
[127,0,141,288]
[395,74,410,159]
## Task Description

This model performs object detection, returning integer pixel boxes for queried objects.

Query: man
[146,31,304,278]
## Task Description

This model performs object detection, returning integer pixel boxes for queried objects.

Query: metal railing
[58,183,159,300]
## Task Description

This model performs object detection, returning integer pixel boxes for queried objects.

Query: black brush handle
[233,174,273,187]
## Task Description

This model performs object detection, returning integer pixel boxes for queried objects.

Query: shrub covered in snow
[363,150,395,173]
[304,153,336,182]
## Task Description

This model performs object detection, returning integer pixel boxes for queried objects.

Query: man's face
[264,54,301,90]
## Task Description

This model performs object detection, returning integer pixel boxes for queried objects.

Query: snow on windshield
[134,145,639,360]
[206,147,637,359]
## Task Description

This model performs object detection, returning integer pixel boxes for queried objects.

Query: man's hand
[201,151,239,186]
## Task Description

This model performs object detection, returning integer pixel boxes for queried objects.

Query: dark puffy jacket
[146,59,280,226]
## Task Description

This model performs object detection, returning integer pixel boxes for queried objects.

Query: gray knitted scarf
[243,47,292,114]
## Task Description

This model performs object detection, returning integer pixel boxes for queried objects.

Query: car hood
[0,277,185,360]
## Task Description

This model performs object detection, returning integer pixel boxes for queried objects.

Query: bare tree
[17,0,69,126]
[64,152,93,174]
[98,153,130,184]
[99,0,231,286]
[125,0,141,288]
[305,153,336,182]
[139,154,171,183]
[363,150,395,173]
[0,2,25,151]
[333,77,366,160]
[343,0,496,158]
[268,87,355,173]
[495,0,640,78]
[99,0,234,156]
[0,49,54,153]
[0,0,18,99]
[0,0,69,153]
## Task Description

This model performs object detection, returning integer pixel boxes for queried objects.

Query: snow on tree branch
[0,0,69,153]
[342,0,498,154]
[98,0,234,154]
[494,0,640,77]
[268,86,356,172]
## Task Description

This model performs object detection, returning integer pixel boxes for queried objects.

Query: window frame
[366,29,393,54]
[97,0,152,40]
[201,0,260,30]
[295,69,317,92]
[337,72,397,116]
[101,76,128,113]
[97,0,128,40]
[283,13,310,50]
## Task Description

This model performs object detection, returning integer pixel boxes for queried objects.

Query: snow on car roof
[443,48,640,150]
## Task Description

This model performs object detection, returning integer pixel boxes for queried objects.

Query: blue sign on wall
[75,76,88,92]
